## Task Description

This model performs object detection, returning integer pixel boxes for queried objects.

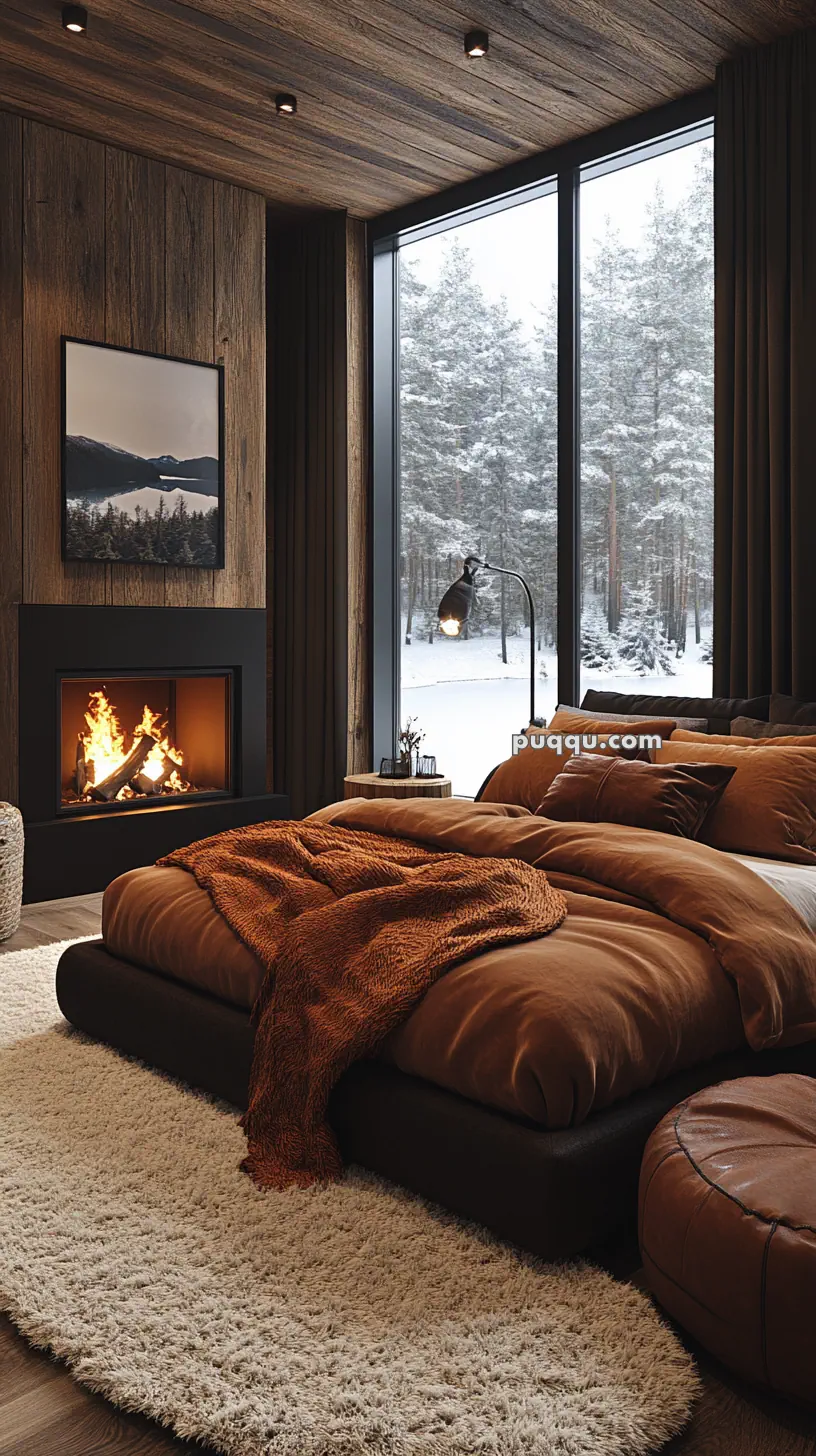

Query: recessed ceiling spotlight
[464,29,489,58]
[62,4,88,32]
[275,93,297,116]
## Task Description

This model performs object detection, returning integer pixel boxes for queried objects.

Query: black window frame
[372,90,715,769]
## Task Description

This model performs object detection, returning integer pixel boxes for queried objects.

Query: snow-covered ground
[401,631,713,797]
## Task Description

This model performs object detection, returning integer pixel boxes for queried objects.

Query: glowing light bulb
[464,29,488,57]
[62,5,87,32]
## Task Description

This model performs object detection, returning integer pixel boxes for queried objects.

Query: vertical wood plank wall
[0,113,23,806]
[0,112,266,803]
[268,211,370,816]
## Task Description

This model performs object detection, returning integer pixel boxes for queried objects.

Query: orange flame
[80,689,188,800]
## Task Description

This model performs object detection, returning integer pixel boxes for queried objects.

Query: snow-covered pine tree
[579,219,641,635]
[399,245,494,641]
[471,297,533,661]
[630,159,713,656]
[581,599,621,672]
[616,585,676,675]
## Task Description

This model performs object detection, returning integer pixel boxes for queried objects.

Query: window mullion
[372,242,400,767]
[557,168,581,712]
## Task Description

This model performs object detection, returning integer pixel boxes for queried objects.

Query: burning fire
[78,689,189,800]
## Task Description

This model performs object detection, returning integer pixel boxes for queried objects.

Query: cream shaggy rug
[0,941,699,1455]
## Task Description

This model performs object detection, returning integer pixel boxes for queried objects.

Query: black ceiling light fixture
[62,4,88,32]
[464,28,489,58]
[275,93,297,116]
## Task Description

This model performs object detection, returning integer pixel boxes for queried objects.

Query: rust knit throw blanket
[161,821,566,1189]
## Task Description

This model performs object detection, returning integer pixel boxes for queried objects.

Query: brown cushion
[580,690,771,736]
[771,693,816,725]
[481,716,676,812]
[547,708,676,752]
[639,1075,816,1406]
[557,703,707,733]
[536,755,735,838]
[672,727,816,749]
[654,741,816,862]
[732,715,816,740]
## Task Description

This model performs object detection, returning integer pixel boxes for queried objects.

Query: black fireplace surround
[19,605,288,901]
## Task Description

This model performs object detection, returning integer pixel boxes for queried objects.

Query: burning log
[75,736,88,796]
[131,751,177,796]
[87,733,155,802]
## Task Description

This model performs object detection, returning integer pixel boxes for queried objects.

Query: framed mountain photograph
[61,338,225,568]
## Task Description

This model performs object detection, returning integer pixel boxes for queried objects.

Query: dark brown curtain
[714,30,816,699]
[268,213,350,819]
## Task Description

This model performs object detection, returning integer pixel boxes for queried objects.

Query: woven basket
[0,803,24,942]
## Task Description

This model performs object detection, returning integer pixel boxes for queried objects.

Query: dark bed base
[56,940,816,1260]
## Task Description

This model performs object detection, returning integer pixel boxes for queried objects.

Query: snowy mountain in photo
[65,437,219,501]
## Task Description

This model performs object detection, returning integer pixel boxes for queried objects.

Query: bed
[56,782,816,1260]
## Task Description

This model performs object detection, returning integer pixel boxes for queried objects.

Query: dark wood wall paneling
[0,112,267,803]
[0,1,810,218]
[105,148,166,609]
[268,212,370,815]
[0,113,23,806]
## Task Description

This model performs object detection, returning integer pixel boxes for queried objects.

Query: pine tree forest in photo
[65,495,219,566]
[399,145,714,692]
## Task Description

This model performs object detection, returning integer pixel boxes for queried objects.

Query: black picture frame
[61,336,226,570]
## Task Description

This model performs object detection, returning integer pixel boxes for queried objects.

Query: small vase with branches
[398,717,424,776]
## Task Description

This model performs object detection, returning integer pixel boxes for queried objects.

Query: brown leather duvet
[103,797,816,1130]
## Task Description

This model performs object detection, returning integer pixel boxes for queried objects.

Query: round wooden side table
[344,772,452,800]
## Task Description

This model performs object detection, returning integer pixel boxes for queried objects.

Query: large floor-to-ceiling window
[374,100,714,796]
[579,135,714,703]
[397,194,559,797]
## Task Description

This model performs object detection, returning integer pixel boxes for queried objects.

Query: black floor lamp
[437,555,541,727]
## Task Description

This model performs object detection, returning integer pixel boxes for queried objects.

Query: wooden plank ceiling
[0,0,814,218]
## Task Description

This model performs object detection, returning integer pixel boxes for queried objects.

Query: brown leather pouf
[639,1074,816,1405]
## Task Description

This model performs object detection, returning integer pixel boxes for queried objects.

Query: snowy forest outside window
[386,111,714,797]
[579,134,714,699]
[398,192,559,797]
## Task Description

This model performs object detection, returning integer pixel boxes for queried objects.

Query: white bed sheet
[728,852,816,931]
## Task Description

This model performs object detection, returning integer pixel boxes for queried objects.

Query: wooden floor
[0,892,105,953]
[1,897,814,1455]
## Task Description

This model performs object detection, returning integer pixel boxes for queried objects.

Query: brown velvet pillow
[536,755,735,838]
[480,716,678,813]
[672,727,816,750]
[731,716,816,741]
[548,709,676,755]
[654,741,816,863]
[770,694,816,726]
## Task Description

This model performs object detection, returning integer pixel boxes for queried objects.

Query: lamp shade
[438,564,476,636]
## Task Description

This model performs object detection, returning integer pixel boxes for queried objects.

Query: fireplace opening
[60,673,232,813]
